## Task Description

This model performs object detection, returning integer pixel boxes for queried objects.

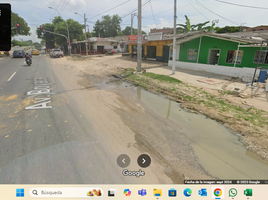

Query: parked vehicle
[50,49,64,58]
[13,50,25,58]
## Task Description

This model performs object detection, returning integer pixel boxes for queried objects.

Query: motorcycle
[26,58,31,66]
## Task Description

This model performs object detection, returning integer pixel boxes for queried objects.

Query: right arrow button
[137,154,151,168]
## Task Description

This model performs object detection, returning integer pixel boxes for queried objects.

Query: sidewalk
[146,66,268,112]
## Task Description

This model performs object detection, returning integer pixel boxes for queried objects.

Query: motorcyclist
[25,53,32,64]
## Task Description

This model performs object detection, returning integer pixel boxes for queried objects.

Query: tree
[36,17,84,47]
[11,40,30,46]
[93,15,122,37]
[216,26,240,33]
[36,23,55,41]
[176,15,192,33]
[33,42,40,46]
[117,31,124,36]
[121,26,146,35]
[192,21,210,31]
[54,19,83,45]
[122,26,132,35]
[176,15,210,33]
[11,11,31,37]
[52,16,64,24]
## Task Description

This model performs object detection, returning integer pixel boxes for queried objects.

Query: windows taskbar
[0,182,267,200]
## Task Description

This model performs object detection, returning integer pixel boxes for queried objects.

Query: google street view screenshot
[0,0,268,199]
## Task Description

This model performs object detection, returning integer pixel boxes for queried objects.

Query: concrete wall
[92,42,113,50]
[168,60,259,78]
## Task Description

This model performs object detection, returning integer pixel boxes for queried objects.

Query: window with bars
[187,49,198,61]
[253,50,268,64]
[226,50,243,64]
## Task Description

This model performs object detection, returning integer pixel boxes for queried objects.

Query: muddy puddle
[117,82,268,179]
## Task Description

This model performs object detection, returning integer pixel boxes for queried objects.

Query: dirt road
[48,54,212,182]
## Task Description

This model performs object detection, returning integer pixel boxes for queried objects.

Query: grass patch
[141,73,182,84]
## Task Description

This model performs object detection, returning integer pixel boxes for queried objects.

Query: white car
[50,49,64,58]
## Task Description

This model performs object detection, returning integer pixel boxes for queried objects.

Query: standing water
[123,83,268,179]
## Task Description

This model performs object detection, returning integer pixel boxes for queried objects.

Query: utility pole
[131,14,133,35]
[172,0,177,74]
[137,0,142,72]
[131,13,137,35]
[84,13,88,56]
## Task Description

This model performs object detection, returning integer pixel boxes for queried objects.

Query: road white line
[7,72,17,82]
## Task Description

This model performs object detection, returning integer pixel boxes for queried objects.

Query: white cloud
[7,0,268,41]
[13,25,41,43]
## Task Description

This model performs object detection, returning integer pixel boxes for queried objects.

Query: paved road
[0,53,143,184]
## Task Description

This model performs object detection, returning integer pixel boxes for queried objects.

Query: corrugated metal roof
[167,31,265,46]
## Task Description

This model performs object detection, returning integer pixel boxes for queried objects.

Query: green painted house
[168,32,267,79]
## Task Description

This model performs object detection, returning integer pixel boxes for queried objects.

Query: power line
[188,0,210,21]
[121,0,151,18]
[59,0,68,12]
[143,0,209,18]
[144,9,173,18]
[61,0,71,13]
[88,0,131,20]
[149,1,157,25]
[194,0,239,25]
[50,0,62,19]
[215,0,268,9]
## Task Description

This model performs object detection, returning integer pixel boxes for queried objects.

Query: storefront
[71,38,118,54]
[127,33,172,63]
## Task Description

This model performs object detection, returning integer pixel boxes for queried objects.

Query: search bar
[29,188,103,198]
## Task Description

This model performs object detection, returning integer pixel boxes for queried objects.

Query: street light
[48,6,71,55]
[75,12,88,56]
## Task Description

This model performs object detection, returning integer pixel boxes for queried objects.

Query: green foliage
[176,15,210,33]
[52,16,64,24]
[11,40,29,46]
[216,26,241,33]
[36,23,55,41]
[122,26,132,35]
[121,26,146,35]
[37,17,84,47]
[54,19,84,45]
[33,42,41,49]
[214,27,221,32]
[11,12,31,37]
[117,31,124,36]
[93,15,122,37]
[141,73,182,84]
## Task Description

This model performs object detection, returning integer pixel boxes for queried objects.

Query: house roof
[224,30,268,40]
[108,36,126,41]
[167,31,266,46]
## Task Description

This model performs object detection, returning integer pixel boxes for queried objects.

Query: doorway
[147,46,156,59]
[163,46,170,63]
[97,46,104,53]
[208,49,220,65]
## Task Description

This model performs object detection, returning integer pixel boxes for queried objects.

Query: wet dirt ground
[47,54,268,180]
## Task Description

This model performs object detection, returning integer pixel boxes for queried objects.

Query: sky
[2,0,268,43]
